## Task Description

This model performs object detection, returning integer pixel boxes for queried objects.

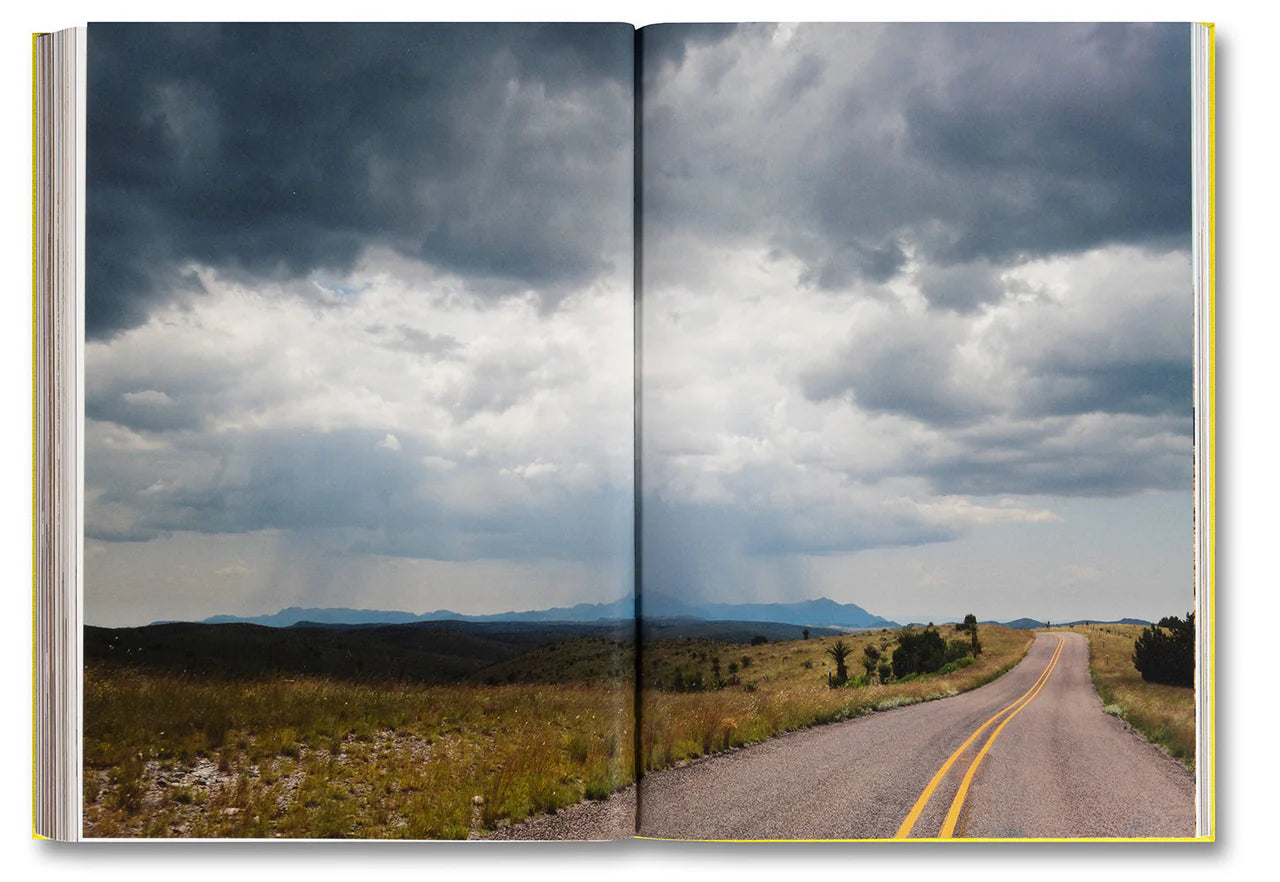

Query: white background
[4,1,1273,878]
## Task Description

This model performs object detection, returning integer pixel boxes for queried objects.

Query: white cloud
[85,249,634,623]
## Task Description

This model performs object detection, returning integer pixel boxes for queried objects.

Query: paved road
[495,633,1194,840]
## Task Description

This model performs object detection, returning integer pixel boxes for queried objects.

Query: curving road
[494,633,1195,840]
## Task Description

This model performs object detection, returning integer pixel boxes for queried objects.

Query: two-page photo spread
[32,20,1213,841]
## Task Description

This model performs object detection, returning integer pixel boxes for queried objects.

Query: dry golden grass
[83,666,633,838]
[638,625,1034,771]
[84,623,1034,838]
[1065,623,1195,768]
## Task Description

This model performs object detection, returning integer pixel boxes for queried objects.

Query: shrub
[892,628,948,678]
[670,668,705,692]
[1132,613,1194,687]
[938,656,975,675]
[959,613,982,656]
[861,644,881,677]
[750,635,769,646]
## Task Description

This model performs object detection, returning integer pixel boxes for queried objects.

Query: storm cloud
[87,423,630,561]
[639,23,1195,619]
[88,23,634,338]
[84,24,636,625]
[641,23,1190,292]
[84,22,1197,625]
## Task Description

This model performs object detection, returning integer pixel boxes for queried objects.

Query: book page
[634,22,1203,841]
[80,22,636,840]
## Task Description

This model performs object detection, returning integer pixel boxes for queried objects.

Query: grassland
[84,661,634,838]
[1066,623,1196,768]
[637,625,1033,771]
[84,623,1033,838]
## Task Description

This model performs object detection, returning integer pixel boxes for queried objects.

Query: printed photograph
[632,22,1197,840]
[82,22,637,839]
[79,20,1202,842]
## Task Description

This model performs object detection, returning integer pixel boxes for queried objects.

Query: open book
[33,21,1215,842]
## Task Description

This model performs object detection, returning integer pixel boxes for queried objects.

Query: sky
[84,22,1196,628]
[84,23,636,626]
[639,23,1196,624]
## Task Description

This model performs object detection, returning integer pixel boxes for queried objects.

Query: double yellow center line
[894,634,1065,839]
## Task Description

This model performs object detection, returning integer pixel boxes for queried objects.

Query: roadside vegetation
[638,624,1032,773]
[85,622,1033,838]
[1132,613,1195,687]
[1069,622,1196,768]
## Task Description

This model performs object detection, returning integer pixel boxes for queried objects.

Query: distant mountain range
[193,596,635,628]
[641,593,899,629]
[177,599,1146,632]
[181,593,899,630]
[981,617,1153,630]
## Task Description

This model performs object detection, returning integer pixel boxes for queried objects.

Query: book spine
[33,25,84,843]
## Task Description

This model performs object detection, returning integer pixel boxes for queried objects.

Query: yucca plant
[825,640,852,682]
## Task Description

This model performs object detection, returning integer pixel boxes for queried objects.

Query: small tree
[826,639,852,682]
[802,628,810,640]
[862,643,881,677]
[1133,612,1194,687]
[961,613,982,656]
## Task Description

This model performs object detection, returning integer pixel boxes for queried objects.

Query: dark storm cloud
[87,22,633,337]
[85,344,266,434]
[799,237,1193,436]
[920,415,1192,497]
[800,335,1193,430]
[897,24,1192,265]
[1023,358,1194,420]
[639,23,739,75]
[799,316,986,426]
[916,262,1004,314]
[642,23,1191,291]
[85,426,631,561]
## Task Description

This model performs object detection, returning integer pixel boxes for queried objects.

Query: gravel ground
[483,786,636,840]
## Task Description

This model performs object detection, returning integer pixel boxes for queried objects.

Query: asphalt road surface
[494,632,1195,840]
